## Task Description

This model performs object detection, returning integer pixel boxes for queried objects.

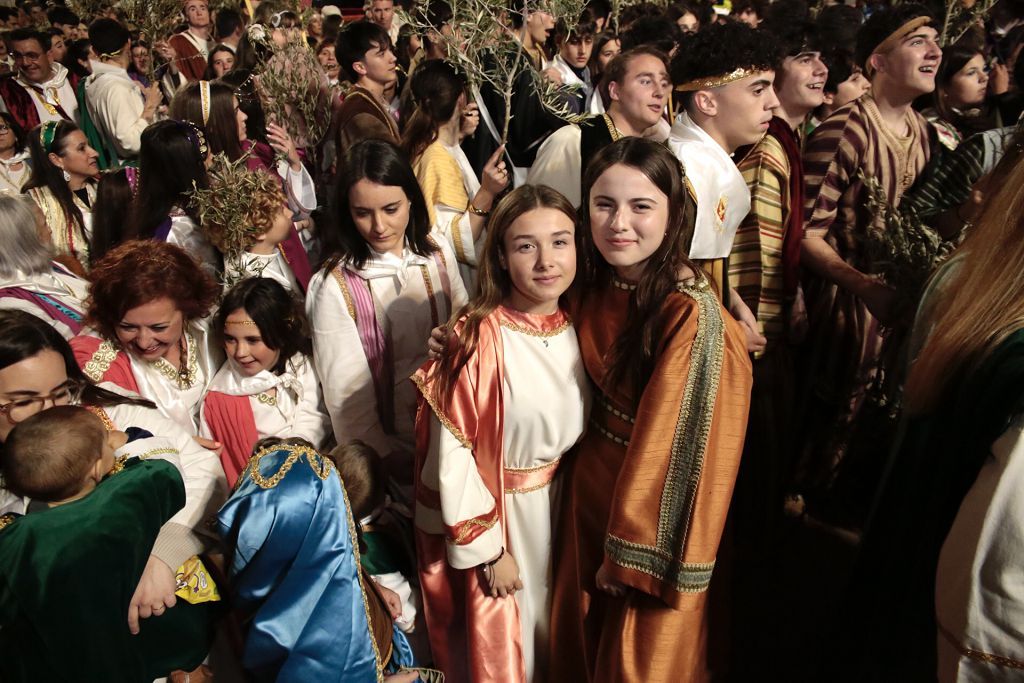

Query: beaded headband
[179,120,209,158]
[39,120,59,152]
[199,79,211,125]
[864,16,933,78]
[124,166,140,196]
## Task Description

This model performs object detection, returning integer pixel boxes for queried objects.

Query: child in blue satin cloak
[217,437,436,682]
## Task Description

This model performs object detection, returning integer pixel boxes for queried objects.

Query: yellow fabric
[413,141,471,258]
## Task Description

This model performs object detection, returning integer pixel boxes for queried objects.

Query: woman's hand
[595,563,627,597]
[426,324,451,360]
[267,122,302,170]
[460,102,481,139]
[479,144,510,198]
[128,555,177,635]
[729,290,767,354]
[483,550,522,598]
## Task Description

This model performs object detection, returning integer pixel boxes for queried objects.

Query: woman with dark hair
[587,32,620,114]
[0,309,226,634]
[199,277,329,485]
[202,44,235,79]
[403,59,508,292]
[62,37,93,78]
[920,44,997,140]
[547,138,752,681]
[306,139,467,495]
[88,167,135,263]
[24,120,99,271]
[170,78,318,289]
[0,112,29,193]
[128,120,216,276]
[70,240,223,437]
[0,193,88,339]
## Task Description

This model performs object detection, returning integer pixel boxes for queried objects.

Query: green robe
[0,458,212,682]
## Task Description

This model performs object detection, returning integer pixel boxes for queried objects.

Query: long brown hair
[904,143,1024,415]
[579,137,699,403]
[430,185,578,410]
[400,59,466,162]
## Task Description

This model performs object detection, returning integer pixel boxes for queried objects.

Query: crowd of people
[0,0,1023,680]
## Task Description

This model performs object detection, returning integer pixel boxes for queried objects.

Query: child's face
[501,207,577,315]
[223,308,282,377]
[560,34,594,70]
[264,202,293,247]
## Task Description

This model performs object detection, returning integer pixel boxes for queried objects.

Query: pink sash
[202,391,259,488]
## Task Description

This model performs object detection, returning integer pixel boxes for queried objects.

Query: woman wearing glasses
[0,112,29,193]
[0,309,227,628]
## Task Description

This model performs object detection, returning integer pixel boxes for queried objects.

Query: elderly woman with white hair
[0,192,89,339]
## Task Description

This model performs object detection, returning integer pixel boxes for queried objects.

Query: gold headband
[674,67,758,92]
[225,319,259,325]
[200,80,211,126]
[865,16,932,77]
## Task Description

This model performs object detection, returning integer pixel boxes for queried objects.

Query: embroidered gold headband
[39,120,59,152]
[674,67,758,92]
[200,80,211,125]
[864,16,932,77]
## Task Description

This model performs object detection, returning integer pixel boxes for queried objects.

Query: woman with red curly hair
[70,240,223,438]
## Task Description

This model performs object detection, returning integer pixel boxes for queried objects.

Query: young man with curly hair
[668,20,780,354]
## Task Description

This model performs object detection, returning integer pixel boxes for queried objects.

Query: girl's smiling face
[223,308,281,376]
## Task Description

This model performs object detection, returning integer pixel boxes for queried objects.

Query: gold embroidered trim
[411,372,473,451]
[246,444,329,489]
[450,511,499,545]
[938,623,1024,670]
[419,264,440,328]
[256,391,277,406]
[602,113,623,142]
[330,266,358,320]
[138,447,179,461]
[86,405,116,431]
[451,212,468,263]
[151,331,199,390]
[83,340,119,383]
[0,513,15,531]
[108,454,128,475]
[674,66,757,92]
[498,318,571,338]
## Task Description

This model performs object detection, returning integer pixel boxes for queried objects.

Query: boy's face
[559,34,594,69]
[609,53,670,130]
[526,9,556,46]
[369,0,394,30]
[357,40,398,86]
[830,69,871,109]
[703,70,779,152]
[871,25,941,97]
[776,51,828,114]
[184,0,211,29]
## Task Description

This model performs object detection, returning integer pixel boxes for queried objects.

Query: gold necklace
[256,391,277,406]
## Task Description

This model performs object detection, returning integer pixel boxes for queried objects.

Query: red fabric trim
[202,391,259,488]
[70,334,139,395]
[445,507,500,547]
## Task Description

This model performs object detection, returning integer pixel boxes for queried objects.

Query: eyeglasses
[0,125,11,133]
[0,382,83,423]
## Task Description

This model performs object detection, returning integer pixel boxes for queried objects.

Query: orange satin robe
[549,277,752,682]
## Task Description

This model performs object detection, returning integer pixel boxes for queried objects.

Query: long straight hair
[578,137,699,403]
[320,139,436,273]
[903,147,1024,415]
[129,120,209,239]
[169,79,244,161]
[430,184,578,410]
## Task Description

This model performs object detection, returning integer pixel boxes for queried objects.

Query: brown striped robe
[796,94,931,500]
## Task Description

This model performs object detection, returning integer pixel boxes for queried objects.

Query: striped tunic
[731,133,789,342]
[797,94,932,493]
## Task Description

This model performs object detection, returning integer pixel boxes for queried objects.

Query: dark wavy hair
[24,120,90,240]
[129,120,209,240]
[320,139,437,273]
[215,277,311,374]
[579,137,699,403]
[86,240,220,341]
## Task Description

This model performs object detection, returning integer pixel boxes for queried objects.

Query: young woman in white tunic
[306,139,467,496]
[413,184,589,683]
